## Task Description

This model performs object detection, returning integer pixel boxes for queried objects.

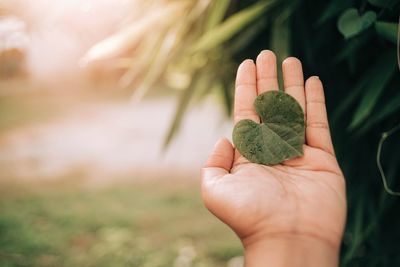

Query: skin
[201,50,347,267]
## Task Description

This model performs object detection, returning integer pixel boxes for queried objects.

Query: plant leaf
[228,17,267,54]
[191,0,276,52]
[204,0,231,31]
[333,32,372,63]
[271,8,292,90]
[375,21,398,44]
[348,50,397,130]
[81,2,188,63]
[367,0,397,8]
[233,91,304,165]
[163,73,200,149]
[337,8,377,39]
[317,0,351,26]
[356,91,400,134]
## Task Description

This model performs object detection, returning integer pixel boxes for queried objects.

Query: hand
[201,51,346,267]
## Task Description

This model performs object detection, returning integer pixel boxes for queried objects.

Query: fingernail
[258,50,272,57]
[214,138,226,148]
[243,59,254,64]
[214,139,222,148]
[238,59,254,70]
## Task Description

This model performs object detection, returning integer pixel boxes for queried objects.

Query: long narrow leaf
[316,0,351,26]
[375,21,398,44]
[129,31,174,103]
[271,8,292,90]
[163,73,200,149]
[191,0,276,52]
[81,1,188,64]
[331,80,365,124]
[333,33,372,63]
[368,0,398,8]
[348,50,397,130]
[356,91,400,134]
[220,82,234,116]
[204,0,231,31]
[228,18,267,54]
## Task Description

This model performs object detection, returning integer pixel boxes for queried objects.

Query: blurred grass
[0,179,242,267]
[0,95,62,132]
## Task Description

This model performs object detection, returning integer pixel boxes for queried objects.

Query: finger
[256,50,279,94]
[234,59,259,124]
[282,57,306,113]
[305,76,335,155]
[202,138,234,181]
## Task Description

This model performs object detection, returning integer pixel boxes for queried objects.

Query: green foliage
[154,0,399,266]
[348,50,397,130]
[375,21,399,43]
[337,8,377,39]
[233,91,304,165]
[368,0,398,8]
[99,0,399,264]
[192,0,276,52]
[0,181,242,267]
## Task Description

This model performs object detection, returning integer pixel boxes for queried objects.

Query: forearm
[243,234,339,267]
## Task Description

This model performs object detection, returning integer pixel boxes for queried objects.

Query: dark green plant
[161,0,400,266]
[88,0,399,265]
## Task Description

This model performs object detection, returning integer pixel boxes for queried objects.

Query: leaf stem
[397,15,399,71]
[376,123,400,196]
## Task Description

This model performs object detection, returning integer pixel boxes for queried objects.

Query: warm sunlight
[5,0,139,81]
[1,1,399,266]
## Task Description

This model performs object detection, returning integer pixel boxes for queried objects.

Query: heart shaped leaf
[233,91,305,165]
[337,8,377,39]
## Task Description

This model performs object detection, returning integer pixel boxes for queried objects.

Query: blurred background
[0,0,399,266]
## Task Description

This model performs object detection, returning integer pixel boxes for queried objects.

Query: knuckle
[235,107,256,117]
[307,100,325,105]
[235,83,256,88]
[284,85,304,91]
[307,121,329,129]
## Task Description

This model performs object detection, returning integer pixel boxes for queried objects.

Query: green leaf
[331,81,364,124]
[337,8,377,39]
[191,0,276,52]
[348,50,397,130]
[204,0,231,31]
[233,91,304,165]
[333,49,397,125]
[333,32,372,63]
[356,91,400,134]
[271,8,292,90]
[228,17,267,54]
[375,21,398,44]
[162,73,199,149]
[219,82,234,117]
[317,0,351,26]
[368,0,397,8]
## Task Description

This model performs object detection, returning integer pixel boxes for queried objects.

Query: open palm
[201,51,346,251]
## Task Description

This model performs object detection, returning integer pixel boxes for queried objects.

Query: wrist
[242,233,340,267]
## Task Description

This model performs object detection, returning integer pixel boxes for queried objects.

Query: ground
[0,178,243,267]
[0,80,240,267]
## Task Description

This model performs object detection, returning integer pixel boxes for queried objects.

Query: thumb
[201,138,234,181]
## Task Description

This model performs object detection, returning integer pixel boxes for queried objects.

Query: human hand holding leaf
[201,51,346,267]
